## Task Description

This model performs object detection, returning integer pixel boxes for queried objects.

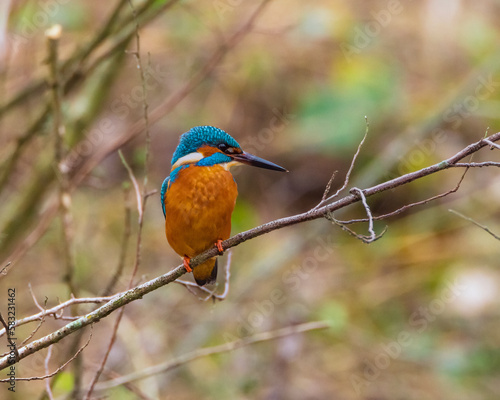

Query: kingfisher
[161,126,287,286]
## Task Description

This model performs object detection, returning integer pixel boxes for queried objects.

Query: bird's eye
[218,143,229,152]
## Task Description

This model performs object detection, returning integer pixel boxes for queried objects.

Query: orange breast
[164,165,238,258]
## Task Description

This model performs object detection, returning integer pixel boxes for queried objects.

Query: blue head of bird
[170,125,287,173]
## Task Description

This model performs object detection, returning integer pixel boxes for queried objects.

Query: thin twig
[328,214,387,243]
[320,170,338,203]
[175,251,233,301]
[118,151,142,217]
[29,283,46,312]
[348,187,377,242]
[47,24,78,300]
[102,369,155,400]
[0,262,10,275]
[0,313,19,362]
[449,209,500,240]
[102,185,132,296]
[337,167,469,225]
[0,296,114,338]
[313,116,369,209]
[21,298,47,345]
[483,138,500,151]
[0,325,92,382]
[451,162,500,168]
[44,346,55,400]
[128,0,152,193]
[84,309,124,400]
[216,251,232,300]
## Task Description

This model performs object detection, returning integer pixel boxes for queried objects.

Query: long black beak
[231,151,287,172]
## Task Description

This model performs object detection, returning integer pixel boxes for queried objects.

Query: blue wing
[160,176,170,218]
[161,165,188,218]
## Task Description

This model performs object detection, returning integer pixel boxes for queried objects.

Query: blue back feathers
[171,126,240,166]
[160,176,170,217]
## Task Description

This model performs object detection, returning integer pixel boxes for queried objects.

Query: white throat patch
[171,152,203,170]
[221,161,239,171]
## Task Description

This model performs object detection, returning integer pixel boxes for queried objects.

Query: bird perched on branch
[161,126,287,286]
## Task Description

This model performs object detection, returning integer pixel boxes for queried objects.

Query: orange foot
[215,239,224,255]
[183,256,192,272]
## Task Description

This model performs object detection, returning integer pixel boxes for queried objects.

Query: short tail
[193,258,218,286]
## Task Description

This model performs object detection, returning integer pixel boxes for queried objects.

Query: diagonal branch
[93,321,329,391]
[1,131,500,371]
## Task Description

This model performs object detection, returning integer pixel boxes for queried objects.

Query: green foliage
[316,301,348,333]
[296,61,399,153]
[52,372,74,395]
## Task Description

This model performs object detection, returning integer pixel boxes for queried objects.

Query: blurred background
[1,0,500,399]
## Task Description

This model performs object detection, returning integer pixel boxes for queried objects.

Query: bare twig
[313,116,369,209]
[0,325,92,382]
[84,152,142,398]
[47,24,78,300]
[349,187,376,241]
[175,251,233,301]
[84,309,124,400]
[118,150,142,217]
[102,369,155,400]
[21,297,47,345]
[451,162,500,168]
[102,185,133,296]
[216,251,232,300]
[320,170,338,203]
[328,214,387,243]
[46,25,64,166]
[337,167,469,225]
[0,313,19,362]
[28,283,46,312]
[0,296,113,338]
[0,262,10,275]
[44,346,55,400]
[449,209,500,241]
[483,138,500,151]
[94,321,330,391]
[128,0,151,192]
